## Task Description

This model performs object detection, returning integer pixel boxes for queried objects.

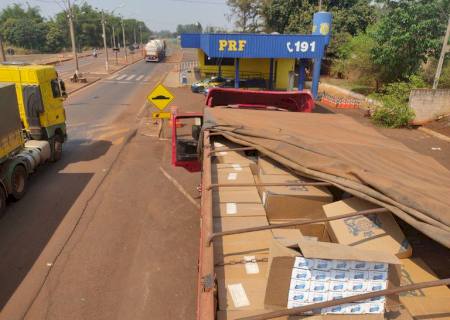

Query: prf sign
[218,39,247,52]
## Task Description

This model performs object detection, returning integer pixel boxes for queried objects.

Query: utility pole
[67,0,80,77]
[121,18,128,62]
[139,24,142,45]
[134,26,137,45]
[0,35,6,62]
[318,0,322,11]
[433,16,450,89]
[101,11,109,72]
[112,25,117,48]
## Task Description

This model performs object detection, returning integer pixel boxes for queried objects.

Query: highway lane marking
[126,74,136,81]
[136,75,144,81]
[116,74,127,80]
[108,74,119,80]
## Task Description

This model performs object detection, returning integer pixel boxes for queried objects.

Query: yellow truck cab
[0,62,67,161]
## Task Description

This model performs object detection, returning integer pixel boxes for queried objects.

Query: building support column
[311,58,322,99]
[269,58,274,90]
[235,58,240,88]
[298,59,306,91]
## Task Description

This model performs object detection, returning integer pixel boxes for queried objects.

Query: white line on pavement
[126,74,136,81]
[116,74,127,80]
[136,75,144,81]
[108,74,119,80]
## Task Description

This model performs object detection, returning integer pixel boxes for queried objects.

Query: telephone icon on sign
[286,42,294,53]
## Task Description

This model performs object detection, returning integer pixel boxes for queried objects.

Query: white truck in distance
[144,39,166,62]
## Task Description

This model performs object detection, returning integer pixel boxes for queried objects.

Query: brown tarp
[203,108,450,248]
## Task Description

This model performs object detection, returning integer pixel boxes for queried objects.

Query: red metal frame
[205,87,315,112]
[197,131,215,320]
[171,111,203,172]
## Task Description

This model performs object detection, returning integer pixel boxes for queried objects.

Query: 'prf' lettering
[218,40,247,51]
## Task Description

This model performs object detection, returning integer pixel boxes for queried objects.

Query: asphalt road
[0,57,179,319]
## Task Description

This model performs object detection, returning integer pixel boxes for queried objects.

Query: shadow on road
[0,139,112,309]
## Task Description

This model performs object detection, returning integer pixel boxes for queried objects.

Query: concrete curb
[66,57,144,95]
[418,127,450,143]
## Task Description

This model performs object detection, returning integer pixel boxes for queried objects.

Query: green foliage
[176,23,203,35]
[0,3,152,53]
[370,0,450,82]
[438,62,450,89]
[0,4,48,51]
[331,31,380,87]
[263,0,314,33]
[227,0,264,32]
[371,75,427,128]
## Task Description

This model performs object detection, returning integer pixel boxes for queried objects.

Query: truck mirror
[171,114,203,172]
[59,80,67,98]
[192,125,201,141]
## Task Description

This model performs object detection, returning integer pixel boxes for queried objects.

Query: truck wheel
[11,165,27,201]
[0,187,6,218]
[51,136,63,162]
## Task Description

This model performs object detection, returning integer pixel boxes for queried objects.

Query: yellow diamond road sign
[147,84,174,111]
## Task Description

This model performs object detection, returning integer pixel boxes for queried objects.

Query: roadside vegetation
[0,3,152,53]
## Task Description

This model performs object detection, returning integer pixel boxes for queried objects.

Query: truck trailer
[145,39,166,62]
[0,83,52,216]
[170,88,450,320]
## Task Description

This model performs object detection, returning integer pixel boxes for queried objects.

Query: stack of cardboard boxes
[211,140,450,319]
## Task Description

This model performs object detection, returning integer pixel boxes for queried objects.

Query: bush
[371,75,426,128]
[372,96,415,128]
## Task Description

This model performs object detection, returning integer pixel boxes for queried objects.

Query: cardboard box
[264,239,401,317]
[216,263,268,311]
[213,216,269,233]
[399,258,450,298]
[398,296,450,319]
[213,150,257,165]
[212,166,255,185]
[213,202,267,217]
[271,229,304,247]
[213,188,262,204]
[322,198,412,259]
[258,156,293,176]
[258,174,332,221]
[213,230,272,263]
[270,220,331,242]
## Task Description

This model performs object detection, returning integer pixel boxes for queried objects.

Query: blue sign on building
[181,12,332,98]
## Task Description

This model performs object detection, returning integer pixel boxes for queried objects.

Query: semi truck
[145,39,166,62]
[0,63,67,161]
[0,63,68,215]
[170,88,450,320]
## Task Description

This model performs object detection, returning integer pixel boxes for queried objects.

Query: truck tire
[0,186,6,218]
[51,136,63,162]
[11,165,27,201]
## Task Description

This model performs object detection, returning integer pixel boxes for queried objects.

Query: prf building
[181,12,332,98]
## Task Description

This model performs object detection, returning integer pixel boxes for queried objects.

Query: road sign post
[147,84,175,119]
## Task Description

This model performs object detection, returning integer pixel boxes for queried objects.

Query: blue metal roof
[181,33,328,59]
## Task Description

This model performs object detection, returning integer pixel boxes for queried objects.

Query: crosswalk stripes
[116,74,127,80]
[104,73,152,83]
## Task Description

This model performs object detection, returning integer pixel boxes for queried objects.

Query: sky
[0,0,232,31]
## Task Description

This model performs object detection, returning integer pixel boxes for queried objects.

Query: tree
[371,0,450,82]
[0,4,48,51]
[227,0,265,32]
[176,23,203,35]
[263,0,314,34]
